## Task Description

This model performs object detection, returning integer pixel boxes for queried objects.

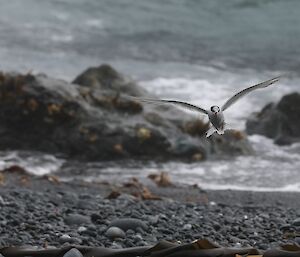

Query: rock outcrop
[0,65,252,161]
[246,93,300,145]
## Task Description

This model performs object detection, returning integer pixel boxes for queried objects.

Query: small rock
[183,224,192,230]
[59,234,73,243]
[292,218,300,226]
[111,242,123,249]
[212,222,221,231]
[109,218,148,232]
[106,227,126,239]
[0,196,6,205]
[148,215,159,225]
[132,234,143,243]
[224,217,235,224]
[77,226,87,233]
[126,229,135,236]
[77,200,94,210]
[234,242,242,248]
[63,248,83,257]
[64,214,91,226]
[280,224,291,231]
[259,213,270,220]
[209,201,216,206]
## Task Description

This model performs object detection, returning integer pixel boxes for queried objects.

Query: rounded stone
[64,214,91,226]
[106,227,126,239]
[292,218,300,226]
[109,218,148,232]
[77,226,87,233]
[59,234,73,243]
[183,224,192,230]
[63,248,83,257]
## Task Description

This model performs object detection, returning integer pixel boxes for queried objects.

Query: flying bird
[130,76,281,137]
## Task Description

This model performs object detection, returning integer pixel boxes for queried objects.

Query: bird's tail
[205,126,217,138]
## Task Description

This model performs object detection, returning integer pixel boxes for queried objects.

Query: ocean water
[0,0,300,191]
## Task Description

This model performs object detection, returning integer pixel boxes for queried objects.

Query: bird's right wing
[130,97,208,115]
[221,76,281,111]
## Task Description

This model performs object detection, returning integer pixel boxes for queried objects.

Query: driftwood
[1,239,299,257]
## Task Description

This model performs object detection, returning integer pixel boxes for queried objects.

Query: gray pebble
[59,234,73,243]
[148,215,159,225]
[280,224,291,231]
[0,196,6,205]
[132,234,143,242]
[109,218,148,232]
[63,248,83,257]
[77,226,87,233]
[65,214,91,226]
[292,218,300,226]
[126,229,135,235]
[183,224,192,230]
[111,242,123,249]
[106,227,126,239]
[77,200,94,210]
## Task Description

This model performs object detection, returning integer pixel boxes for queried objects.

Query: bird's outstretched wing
[130,97,208,114]
[221,76,281,111]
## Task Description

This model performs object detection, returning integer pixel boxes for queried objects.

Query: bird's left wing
[130,97,208,115]
[221,76,281,111]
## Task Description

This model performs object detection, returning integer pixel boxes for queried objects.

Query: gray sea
[0,0,300,191]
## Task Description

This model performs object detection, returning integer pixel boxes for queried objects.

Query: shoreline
[1,170,300,207]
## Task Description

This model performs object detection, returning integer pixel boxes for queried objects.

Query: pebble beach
[0,170,299,251]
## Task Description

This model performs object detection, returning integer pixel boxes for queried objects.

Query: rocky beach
[0,66,299,257]
[0,166,300,256]
[1,1,300,255]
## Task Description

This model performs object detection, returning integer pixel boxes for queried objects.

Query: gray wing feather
[131,97,208,114]
[221,76,281,111]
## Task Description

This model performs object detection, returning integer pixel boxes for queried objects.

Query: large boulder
[246,93,300,145]
[0,65,253,161]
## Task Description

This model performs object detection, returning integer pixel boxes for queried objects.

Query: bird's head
[211,106,220,115]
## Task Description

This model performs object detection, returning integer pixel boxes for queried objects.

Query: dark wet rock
[0,66,253,161]
[246,93,300,144]
[109,218,148,232]
[64,214,91,226]
[63,248,83,257]
[105,227,126,239]
[73,64,148,97]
